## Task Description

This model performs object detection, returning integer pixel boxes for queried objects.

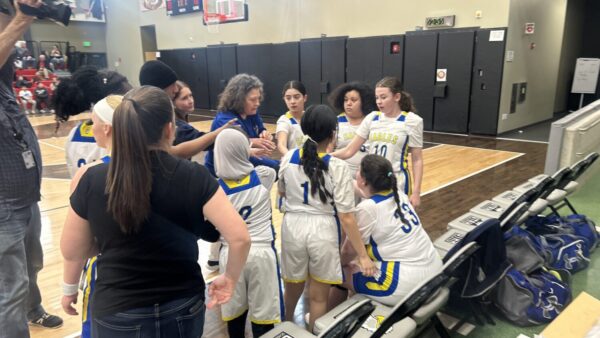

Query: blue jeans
[92,294,205,338]
[0,203,44,338]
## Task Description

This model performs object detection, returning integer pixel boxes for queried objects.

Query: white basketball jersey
[356,191,437,264]
[336,113,369,177]
[218,167,276,243]
[65,121,107,178]
[278,148,355,215]
[276,112,305,150]
[355,111,423,179]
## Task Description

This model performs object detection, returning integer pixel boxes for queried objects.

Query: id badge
[22,150,36,169]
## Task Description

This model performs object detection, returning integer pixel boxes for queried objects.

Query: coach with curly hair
[204,73,279,176]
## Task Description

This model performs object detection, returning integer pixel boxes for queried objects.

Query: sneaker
[205,260,219,272]
[29,312,63,329]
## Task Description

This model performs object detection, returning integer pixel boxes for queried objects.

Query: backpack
[540,234,591,273]
[504,225,548,274]
[526,214,599,252]
[494,268,571,326]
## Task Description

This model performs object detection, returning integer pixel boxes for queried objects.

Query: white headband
[92,95,121,125]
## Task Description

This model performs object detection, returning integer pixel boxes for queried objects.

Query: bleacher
[13,68,58,111]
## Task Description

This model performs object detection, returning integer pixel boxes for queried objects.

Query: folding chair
[313,243,479,338]
[261,298,383,338]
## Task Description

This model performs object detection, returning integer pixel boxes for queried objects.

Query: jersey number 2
[239,206,253,222]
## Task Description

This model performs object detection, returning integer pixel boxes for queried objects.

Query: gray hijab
[214,128,254,180]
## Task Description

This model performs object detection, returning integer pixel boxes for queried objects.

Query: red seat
[16,69,37,76]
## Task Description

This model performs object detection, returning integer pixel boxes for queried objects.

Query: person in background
[14,75,31,88]
[205,73,278,176]
[0,1,64,336]
[18,87,36,114]
[276,80,307,156]
[33,81,49,113]
[61,86,250,337]
[139,60,180,100]
[35,65,50,81]
[49,45,64,70]
[50,77,59,91]
[37,53,46,69]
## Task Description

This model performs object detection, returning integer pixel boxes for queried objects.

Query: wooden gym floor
[27,112,546,337]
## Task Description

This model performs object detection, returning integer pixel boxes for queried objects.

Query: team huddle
[57,61,441,337]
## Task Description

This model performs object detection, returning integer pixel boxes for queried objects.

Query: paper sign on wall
[489,30,505,42]
[436,69,447,82]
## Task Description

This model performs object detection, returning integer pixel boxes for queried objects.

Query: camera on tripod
[0,0,71,26]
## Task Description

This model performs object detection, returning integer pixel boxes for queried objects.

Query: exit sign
[83,41,92,47]
[425,15,455,28]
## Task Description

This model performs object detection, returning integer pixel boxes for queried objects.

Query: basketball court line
[495,136,549,144]
[422,152,525,196]
[39,140,66,151]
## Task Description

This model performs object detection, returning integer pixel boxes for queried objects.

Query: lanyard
[1,110,30,150]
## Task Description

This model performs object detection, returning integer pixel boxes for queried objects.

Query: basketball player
[276,81,307,156]
[53,67,131,177]
[278,104,376,332]
[332,77,424,207]
[213,128,283,338]
[335,154,442,306]
[329,81,377,178]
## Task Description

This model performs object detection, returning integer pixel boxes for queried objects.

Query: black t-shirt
[70,151,220,318]
[34,87,48,98]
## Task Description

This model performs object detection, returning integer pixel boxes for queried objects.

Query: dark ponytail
[53,66,131,122]
[360,154,409,225]
[300,104,338,203]
[375,76,416,113]
[106,86,173,234]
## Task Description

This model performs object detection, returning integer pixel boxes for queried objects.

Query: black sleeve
[186,163,220,239]
[69,169,91,220]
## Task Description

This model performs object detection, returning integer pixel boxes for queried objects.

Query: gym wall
[496,0,568,134]
[29,21,107,53]
[65,0,577,135]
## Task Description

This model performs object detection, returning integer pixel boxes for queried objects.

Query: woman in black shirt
[60,86,250,337]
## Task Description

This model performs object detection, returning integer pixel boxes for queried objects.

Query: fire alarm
[525,22,535,34]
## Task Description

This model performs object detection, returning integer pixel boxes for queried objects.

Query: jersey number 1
[300,181,309,205]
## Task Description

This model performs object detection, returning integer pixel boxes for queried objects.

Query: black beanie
[139,60,178,89]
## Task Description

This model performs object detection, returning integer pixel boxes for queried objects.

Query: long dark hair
[106,86,174,234]
[328,81,377,115]
[282,80,307,96]
[375,77,416,113]
[53,66,131,121]
[300,104,337,203]
[360,154,410,225]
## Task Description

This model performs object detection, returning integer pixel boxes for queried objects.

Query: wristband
[62,282,79,296]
